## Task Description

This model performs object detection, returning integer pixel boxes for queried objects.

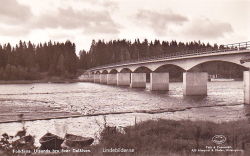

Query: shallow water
[0,81,249,145]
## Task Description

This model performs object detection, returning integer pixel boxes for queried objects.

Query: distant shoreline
[0,79,243,84]
[0,79,81,84]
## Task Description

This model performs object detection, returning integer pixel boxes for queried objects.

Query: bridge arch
[154,64,185,72]
[101,70,108,74]
[133,66,152,73]
[109,69,118,74]
[95,71,101,74]
[188,60,248,71]
[153,64,185,82]
[183,55,250,71]
[119,68,132,73]
[188,60,248,79]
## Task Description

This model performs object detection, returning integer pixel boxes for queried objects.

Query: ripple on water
[0,81,248,146]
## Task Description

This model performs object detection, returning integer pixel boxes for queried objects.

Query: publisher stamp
[212,135,227,144]
[191,135,244,153]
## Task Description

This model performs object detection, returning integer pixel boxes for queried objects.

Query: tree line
[0,39,241,81]
[0,41,78,80]
[79,39,224,69]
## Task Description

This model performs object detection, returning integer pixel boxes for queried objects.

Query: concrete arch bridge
[82,41,250,104]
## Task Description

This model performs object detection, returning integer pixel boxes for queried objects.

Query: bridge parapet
[88,41,250,71]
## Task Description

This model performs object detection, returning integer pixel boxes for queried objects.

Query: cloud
[0,26,30,36]
[102,0,119,10]
[85,0,118,10]
[48,31,75,40]
[135,10,188,35]
[0,0,32,24]
[183,18,233,39]
[31,7,120,34]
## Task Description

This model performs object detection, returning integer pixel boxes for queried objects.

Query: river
[0,81,249,145]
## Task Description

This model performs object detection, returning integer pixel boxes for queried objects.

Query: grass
[2,119,250,156]
[97,119,250,156]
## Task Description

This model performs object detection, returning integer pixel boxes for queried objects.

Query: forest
[79,39,225,69]
[0,39,244,81]
[0,40,77,80]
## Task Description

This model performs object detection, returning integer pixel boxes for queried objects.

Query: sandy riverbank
[0,100,81,123]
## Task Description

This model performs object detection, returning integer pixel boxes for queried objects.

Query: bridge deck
[88,41,250,71]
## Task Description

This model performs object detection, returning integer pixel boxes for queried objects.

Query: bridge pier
[183,72,208,95]
[130,73,146,88]
[100,74,107,84]
[107,74,117,85]
[94,74,100,83]
[244,71,250,104]
[88,74,94,82]
[150,73,169,91]
[117,73,131,86]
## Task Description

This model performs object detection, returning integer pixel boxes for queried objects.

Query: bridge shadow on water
[182,95,208,105]
[150,90,169,94]
[244,105,250,116]
[95,82,243,108]
[243,105,250,125]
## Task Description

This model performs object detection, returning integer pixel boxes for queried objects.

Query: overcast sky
[0,0,249,53]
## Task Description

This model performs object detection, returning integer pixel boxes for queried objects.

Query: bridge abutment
[130,73,146,88]
[183,72,208,95]
[100,74,107,84]
[107,74,117,85]
[94,74,100,83]
[244,71,250,104]
[150,73,169,91]
[117,73,131,86]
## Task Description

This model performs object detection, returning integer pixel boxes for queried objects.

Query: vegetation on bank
[0,41,78,81]
[0,73,83,84]
[97,119,250,156]
[0,79,78,84]
[0,39,246,81]
[1,119,250,156]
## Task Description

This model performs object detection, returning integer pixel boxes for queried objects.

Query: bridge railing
[88,41,250,71]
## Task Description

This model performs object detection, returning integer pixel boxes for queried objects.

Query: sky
[0,0,249,53]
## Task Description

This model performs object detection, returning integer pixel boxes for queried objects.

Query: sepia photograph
[0,0,250,155]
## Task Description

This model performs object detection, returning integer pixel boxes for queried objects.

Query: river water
[0,81,249,145]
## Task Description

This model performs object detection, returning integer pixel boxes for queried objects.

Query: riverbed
[0,81,249,145]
